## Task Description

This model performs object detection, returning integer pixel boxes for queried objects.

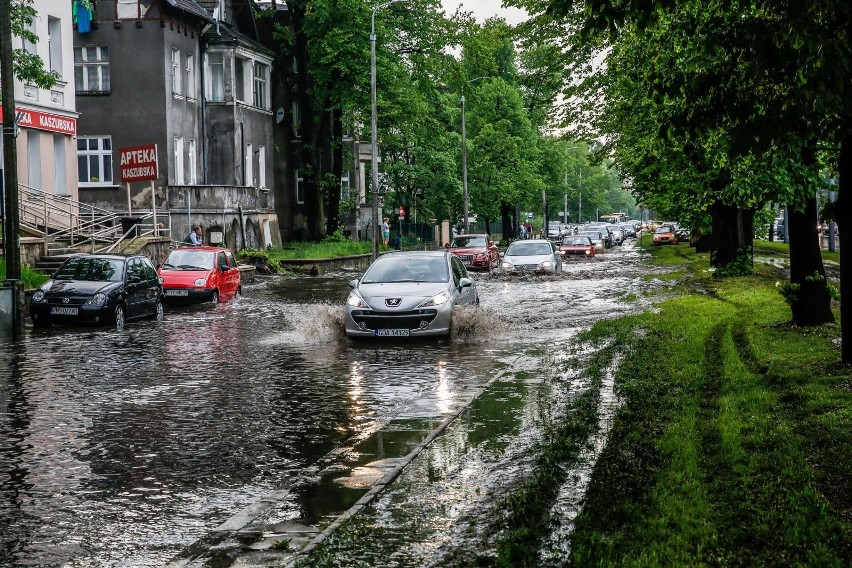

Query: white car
[501,239,562,272]
[344,251,478,338]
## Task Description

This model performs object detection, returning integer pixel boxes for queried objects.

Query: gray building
[73,0,279,249]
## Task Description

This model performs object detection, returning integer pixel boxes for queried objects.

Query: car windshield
[361,255,449,283]
[655,226,673,234]
[162,250,216,270]
[506,242,553,256]
[581,232,600,240]
[452,236,487,248]
[562,237,591,246]
[54,257,124,282]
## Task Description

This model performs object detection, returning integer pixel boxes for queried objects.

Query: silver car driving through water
[344,251,479,338]
[500,239,563,272]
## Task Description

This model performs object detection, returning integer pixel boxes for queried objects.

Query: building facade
[72,0,279,248]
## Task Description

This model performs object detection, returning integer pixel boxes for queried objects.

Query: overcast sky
[440,0,528,26]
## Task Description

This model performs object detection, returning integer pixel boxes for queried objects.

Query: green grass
[491,234,851,566]
[0,258,50,289]
[258,241,374,261]
[753,239,839,264]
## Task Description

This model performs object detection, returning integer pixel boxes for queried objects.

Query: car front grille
[350,309,439,330]
[48,296,88,306]
[515,264,540,271]
[456,254,474,265]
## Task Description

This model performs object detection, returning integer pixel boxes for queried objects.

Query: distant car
[580,230,606,251]
[652,225,678,245]
[501,239,562,272]
[30,254,163,328]
[619,223,637,238]
[547,222,565,240]
[675,226,690,243]
[158,246,241,304]
[446,233,499,271]
[559,235,596,257]
[344,251,478,338]
[609,227,625,246]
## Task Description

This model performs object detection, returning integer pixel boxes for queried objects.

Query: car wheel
[114,304,126,329]
[152,299,164,321]
[210,290,220,304]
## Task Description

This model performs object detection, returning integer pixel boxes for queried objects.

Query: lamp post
[370,0,407,260]
[461,77,482,235]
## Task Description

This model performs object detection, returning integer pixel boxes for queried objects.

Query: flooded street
[0,241,665,567]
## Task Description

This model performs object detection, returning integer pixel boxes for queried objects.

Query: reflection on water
[0,242,660,566]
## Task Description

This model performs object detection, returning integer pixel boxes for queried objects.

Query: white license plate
[375,329,410,337]
[50,306,79,315]
[165,289,189,296]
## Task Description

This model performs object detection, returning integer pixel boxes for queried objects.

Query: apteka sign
[119,144,158,183]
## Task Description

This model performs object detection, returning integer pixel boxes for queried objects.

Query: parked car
[446,233,499,271]
[559,235,596,257]
[652,225,678,245]
[158,246,241,304]
[501,239,563,272]
[344,251,478,338]
[619,223,637,238]
[30,254,163,328]
[675,226,690,243]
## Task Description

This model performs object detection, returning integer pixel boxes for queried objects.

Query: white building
[3,0,79,204]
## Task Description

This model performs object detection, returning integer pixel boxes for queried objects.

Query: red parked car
[559,235,596,257]
[158,246,241,304]
[445,234,500,271]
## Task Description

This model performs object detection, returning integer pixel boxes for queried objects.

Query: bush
[236,248,280,274]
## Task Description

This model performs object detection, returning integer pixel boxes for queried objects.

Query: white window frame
[245,143,253,186]
[188,139,197,184]
[258,145,266,189]
[207,52,225,101]
[48,17,63,76]
[74,46,110,94]
[54,134,67,196]
[174,136,185,184]
[292,101,301,138]
[171,48,182,96]
[27,133,42,190]
[77,136,114,187]
[185,54,194,100]
[253,62,268,109]
[295,169,304,204]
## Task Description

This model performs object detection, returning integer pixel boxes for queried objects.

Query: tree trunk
[837,134,852,363]
[709,201,753,272]
[787,148,834,326]
[501,201,513,242]
[325,108,343,236]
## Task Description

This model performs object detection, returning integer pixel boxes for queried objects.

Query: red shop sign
[119,144,159,183]
[0,107,77,135]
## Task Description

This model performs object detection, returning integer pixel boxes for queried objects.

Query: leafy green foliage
[8,0,58,89]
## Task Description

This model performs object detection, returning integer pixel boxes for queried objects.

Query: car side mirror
[349,279,359,289]
[459,277,473,289]
[220,264,229,272]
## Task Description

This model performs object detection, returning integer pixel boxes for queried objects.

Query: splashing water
[451,305,507,340]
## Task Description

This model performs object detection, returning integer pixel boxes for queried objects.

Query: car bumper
[344,305,451,337]
[30,302,115,325]
[162,287,217,303]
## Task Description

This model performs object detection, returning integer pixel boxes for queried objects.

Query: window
[188,139,196,184]
[235,57,247,102]
[117,0,139,19]
[185,54,194,99]
[174,137,184,184]
[341,170,351,200]
[258,146,266,189]
[245,143,253,186]
[48,17,63,76]
[27,133,41,190]
[253,62,268,108]
[74,46,110,94]
[295,169,304,204]
[171,48,181,95]
[292,101,301,137]
[77,136,113,186]
[54,134,67,196]
[23,20,37,55]
[208,52,224,101]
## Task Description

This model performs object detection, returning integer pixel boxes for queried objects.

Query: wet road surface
[0,241,666,567]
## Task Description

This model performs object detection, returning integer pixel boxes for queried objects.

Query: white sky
[440,0,528,26]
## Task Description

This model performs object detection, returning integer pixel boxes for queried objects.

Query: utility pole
[1,0,22,281]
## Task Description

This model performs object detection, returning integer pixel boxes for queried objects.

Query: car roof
[67,253,133,261]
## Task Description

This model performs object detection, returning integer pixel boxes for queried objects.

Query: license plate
[375,329,410,337]
[165,289,189,296]
[50,306,78,315]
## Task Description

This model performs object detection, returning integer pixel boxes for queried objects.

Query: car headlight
[194,278,207,287]
[85,293,107,306]
[502,261,514,270]
[32,290,45,302]
[417,290,451,307]
[347,292,367,308]
[539,260,553,269]
[585,250,591,255]
[474,252,487,259]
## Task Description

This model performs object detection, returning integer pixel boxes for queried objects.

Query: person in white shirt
[189,226,203,245]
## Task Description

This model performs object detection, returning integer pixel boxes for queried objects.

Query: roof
[163,0,213,22]
[201,21,274,56]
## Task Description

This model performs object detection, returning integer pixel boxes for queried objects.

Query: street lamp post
[370,0,407,260]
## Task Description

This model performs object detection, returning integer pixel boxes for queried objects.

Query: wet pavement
[0,240,666,567]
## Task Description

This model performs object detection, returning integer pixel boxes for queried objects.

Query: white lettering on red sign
[0,107,77,135]
[119,144,159,182]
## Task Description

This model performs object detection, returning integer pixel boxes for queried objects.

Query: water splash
[451,306,507,341]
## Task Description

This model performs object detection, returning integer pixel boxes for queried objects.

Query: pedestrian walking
[382,218,390,246]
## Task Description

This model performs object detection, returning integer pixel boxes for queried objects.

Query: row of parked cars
[29,246,243,328]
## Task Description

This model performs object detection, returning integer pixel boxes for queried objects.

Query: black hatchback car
[30,254,163,328]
